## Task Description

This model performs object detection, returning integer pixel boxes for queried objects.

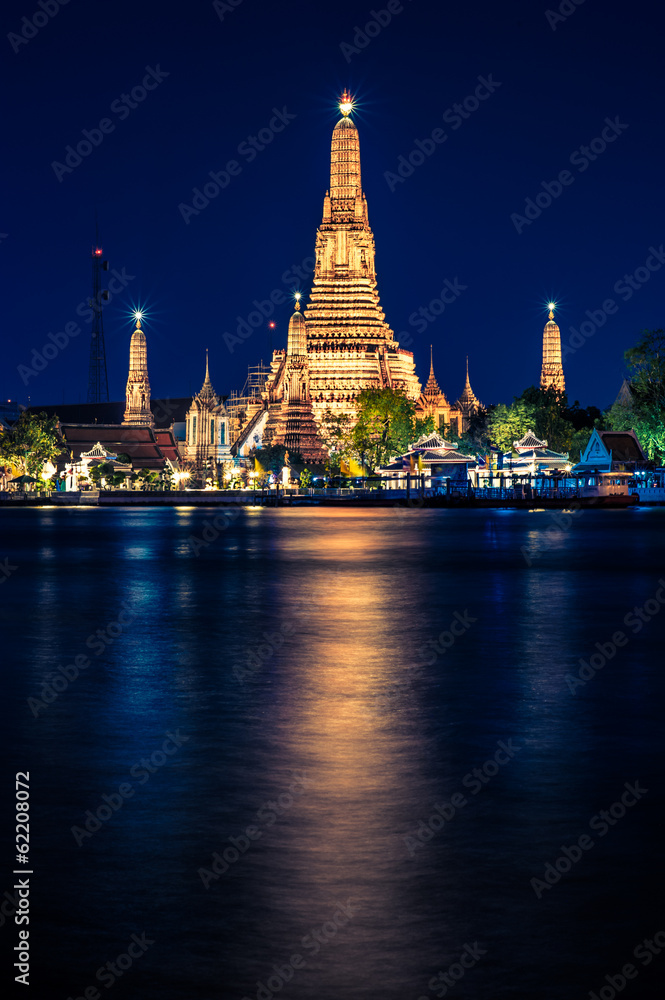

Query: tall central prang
[303,91,421,418]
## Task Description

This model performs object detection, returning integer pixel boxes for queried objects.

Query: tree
[605,329,665,461]
[352,387,433,471]
[487,399,537,452]
[0,411,62,477]
[318,410,354,473]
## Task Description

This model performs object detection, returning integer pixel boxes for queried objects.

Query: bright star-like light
[547,302,556,312]
[294,292,301,301]
[339,90,355,116]
[134,310,143,321]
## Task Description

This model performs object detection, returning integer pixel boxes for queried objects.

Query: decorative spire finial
[339,90,354,117]
[134,310,143,329]
[429,344,434,374]
[548,301,556,321]
[294,291,302,312]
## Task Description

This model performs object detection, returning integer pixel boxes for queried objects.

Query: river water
[4,506,664,999]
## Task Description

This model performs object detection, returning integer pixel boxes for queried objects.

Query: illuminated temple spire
[123,313,154,426]
[197,349,218,405]
[300,91,421,417]
[424,345,442,397]
[540,303,565,392]
[455,356,482,419]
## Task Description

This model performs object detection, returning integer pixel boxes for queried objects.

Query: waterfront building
[378,432,478,487]
[235,92,422,461]
[453,356,483,433]
[184,352,232,473]
[540,304,565,392]
[572,428,647,475]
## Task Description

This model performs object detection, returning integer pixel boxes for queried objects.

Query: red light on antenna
[94,249,102,255]
[269,322,276,328]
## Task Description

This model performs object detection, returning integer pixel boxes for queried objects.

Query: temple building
[261,297,327,462]
[540,304,565,393]
[454,357,483,433]
[235,92,422,459]
[184,351,232,472]
[414,348,484,438]
[123,314,154,426]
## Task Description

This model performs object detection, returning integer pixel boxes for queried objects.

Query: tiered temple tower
[123,314,154,426]
[302,92,421,419]
[540,305,565,392]
[267,297,327,462]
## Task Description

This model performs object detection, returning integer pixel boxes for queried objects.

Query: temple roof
[455,357,482,411]
[196,350,218,405]
[423,346,449,403]
[514,429,548,451]
[613,379,633,407]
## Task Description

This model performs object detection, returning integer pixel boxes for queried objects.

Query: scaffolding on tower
[86,236,110,403]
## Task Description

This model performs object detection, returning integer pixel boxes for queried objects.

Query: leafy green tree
[318,410,354,473]
[487,399,537,452]
[352,387,433,471]
[605,330,665,461]
[0,411,63,477]
[300,468,312,488]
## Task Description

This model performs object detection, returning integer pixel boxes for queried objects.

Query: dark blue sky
[2,0,663,410]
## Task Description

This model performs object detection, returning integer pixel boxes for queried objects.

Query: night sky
[3,0,663,411]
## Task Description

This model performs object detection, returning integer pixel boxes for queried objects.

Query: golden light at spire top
[294,291,302,312]
[134,309,143,327]
[339,89,355,117]
[548,302,556,320]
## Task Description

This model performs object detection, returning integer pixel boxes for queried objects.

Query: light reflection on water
[4,507,665,1000]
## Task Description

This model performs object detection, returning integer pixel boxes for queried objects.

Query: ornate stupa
[123,313,154,426]
[265,296,327,462]
[540,303,565,392]
[301,91,421,419]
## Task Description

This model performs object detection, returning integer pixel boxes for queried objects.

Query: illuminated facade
[540,306,565,393]
[263,300,327,462]
[184,352,232,470]
[245,92,421,460]
[454,356,483,431]
[123,316,154,426]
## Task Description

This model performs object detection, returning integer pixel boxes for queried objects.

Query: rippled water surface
[4,506,665,999]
